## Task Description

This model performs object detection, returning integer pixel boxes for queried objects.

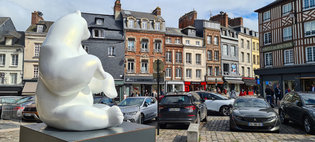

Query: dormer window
[142,20,148,29]
[92,29,104,38]
[36,25,44,33]
[95,18,104,25]
[128,19,135,28]
[5,37,12,46]
[155,22,160,30]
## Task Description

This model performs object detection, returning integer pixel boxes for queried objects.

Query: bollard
[187,123,199,142]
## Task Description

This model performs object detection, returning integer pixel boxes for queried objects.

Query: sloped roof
[81,12,122,31]
[26,20,54,33]
[0,17,9,26]
[165,27,185,36]
[122,10,164,21]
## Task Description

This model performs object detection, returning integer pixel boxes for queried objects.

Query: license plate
[248,122,263,126]
[24,113,32,116]
[169,108,180,111]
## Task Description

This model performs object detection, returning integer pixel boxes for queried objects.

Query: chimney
[153,7,161,16]
[229,17,243,27]
[114,0,121,19]
[178,10,197,29]
[210,11,229,27]
[31,11,43,25]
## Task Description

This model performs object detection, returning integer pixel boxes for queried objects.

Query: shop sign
[262,42,293,52]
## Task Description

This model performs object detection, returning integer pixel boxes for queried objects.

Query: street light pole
[157,59,160,135]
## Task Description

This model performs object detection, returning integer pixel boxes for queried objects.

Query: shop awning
[22,82,37,95]
[226,80,244,84]
[243,79,256,86]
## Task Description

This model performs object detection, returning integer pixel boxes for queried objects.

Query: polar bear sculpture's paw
[107,106,124,127]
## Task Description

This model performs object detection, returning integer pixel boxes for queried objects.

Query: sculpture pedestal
[20,122,155,142]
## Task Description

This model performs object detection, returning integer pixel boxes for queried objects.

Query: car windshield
[119,98,144,106]
[301,94,315,105]
[212,93,228,100]
[160,96,191,105]
[0,97,22,104]
[94,97,112,104]
[234,98,269,108]
[16,97,34,105]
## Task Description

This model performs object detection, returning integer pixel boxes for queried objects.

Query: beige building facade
[238,33,253,78]
[252,37,260,76]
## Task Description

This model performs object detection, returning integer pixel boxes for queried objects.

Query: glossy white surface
[35,11,123,131]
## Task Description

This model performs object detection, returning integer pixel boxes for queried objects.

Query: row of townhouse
[0,0,260,99]
[255,0,315,96]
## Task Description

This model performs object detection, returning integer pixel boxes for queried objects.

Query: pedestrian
[274,84,282,106]
[265,85,274,107]
[312,84,315,92]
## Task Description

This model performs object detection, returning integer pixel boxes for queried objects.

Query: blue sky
[0,0,274,31]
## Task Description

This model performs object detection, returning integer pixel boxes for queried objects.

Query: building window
[207,66,213,76]
[231,46,236,57]
[166,37,171,43]
[36,25,44,33]
[196,41,200,46]
[11,54,18,66]
[186,69,192,78]
[283,26,292,41]
[175,68,182,78]
[207,36,212,44]
[223,45,228,56]
[128,38,135,51]
[265,52,273,66]
[247,67,250,77]
[247,53,250,63]
[165,51,172,62]
[166,68,171,78]
[108,47,115,56]
[304,20,315,36]
[223,63,229,75]
[34,65,39,78]
[141,39,149,52]
[284,49,294,64]
[214,36,218,45]
[241,52,244,62]
[154,40,162,53]
[82,45,88,53]
[92,29,104,38]
[241,39,244,48]
[263,11,270,21]
[256,43,259,50]
[142,20,148,29]
[253,55,256,64]
[253,43,256,50]
[127,59,134,73]
[215,67,219,76]
[141,60,148,73]
[306,46,315,62]
[257,55,260,64]
[95,18,104,25]
[34,43,41,57]
[196,69,201,78]
[128,19,134,28]
[0,54,5,66]
[176,52,182,63]
[185,40,190,45]
[196,54,201,65]
[186,53,192,64]
[10,73,17,84]
[207,50,212,61]
[241,66,245,76]
[247,40,250,49]
[0,73,5,84]
[264,32,272,45]
[5,37,12,46]
[304,0,315,9]
[214,51,219,61]
[155,22,161,30]
[282,3,292,15]
[175,39,181,44]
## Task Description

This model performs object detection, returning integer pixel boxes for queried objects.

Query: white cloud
[0,0,273,31]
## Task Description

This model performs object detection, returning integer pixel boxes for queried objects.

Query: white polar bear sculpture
[35,11,124,131]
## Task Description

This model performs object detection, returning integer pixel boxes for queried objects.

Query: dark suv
[158,92,207,128]
[279,92,315,134]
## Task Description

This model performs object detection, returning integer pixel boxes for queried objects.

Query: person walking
[274,84,282,106]
[265,85,274,106]
[312,84,315,92]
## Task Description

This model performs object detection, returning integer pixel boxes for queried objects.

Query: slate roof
[0,17,10,26]
[82,12,123,31]
[121,10,164,21]
[165,27,185,36]
[25,20,54,33]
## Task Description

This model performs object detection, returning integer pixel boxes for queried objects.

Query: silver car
[118,97,157,124]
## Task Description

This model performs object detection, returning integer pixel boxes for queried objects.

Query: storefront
[124,76,164,97]
[165,81,184,93]
[223,77,243,94]
[255,64,315,97]
[0,85,23,96]
[206,77,224,92]
[184,82,206,92]
[241,77,256,95]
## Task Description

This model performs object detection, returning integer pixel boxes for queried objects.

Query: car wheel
[304,116,314,134]
[279,110,289,124]
[220,106,230,116]
[194,113,200,124]
[159,123,166,129]
[202,111,207,122]
[140,113,145,124]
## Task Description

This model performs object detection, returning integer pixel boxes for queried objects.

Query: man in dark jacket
[274,84,282,106]
[265,85,274,106]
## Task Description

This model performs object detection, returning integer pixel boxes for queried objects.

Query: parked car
[118,97,157,124]
[0,96,23,118]
[279,92,315,134]
[1,96,34,120]
[230,97,280,132]
[93,96,116,106]
[158,92,207,128]
[22,101,41,122]
[195,91,234,116]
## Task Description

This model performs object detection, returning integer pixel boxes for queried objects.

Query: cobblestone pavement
[156,116,315,142]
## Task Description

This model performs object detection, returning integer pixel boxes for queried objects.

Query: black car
[279,92,315,134]
[230,97,280,132]
[158,92,207,128]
